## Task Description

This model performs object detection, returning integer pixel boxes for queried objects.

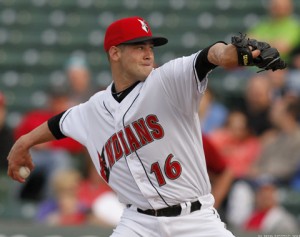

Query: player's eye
[135,44,153,52]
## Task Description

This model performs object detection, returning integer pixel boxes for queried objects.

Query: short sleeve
[156,52,208,115]
[59,102,90,146]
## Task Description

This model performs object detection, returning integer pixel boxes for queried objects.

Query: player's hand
[231,33,286,72]
[7,136,35,183]
[250,48,261,59]
[224,44,261,68]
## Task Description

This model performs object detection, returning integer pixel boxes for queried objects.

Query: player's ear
[108,46,122,62]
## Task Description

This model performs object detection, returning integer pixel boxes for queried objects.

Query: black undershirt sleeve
[195,41,227,81]
[47,111,67,140]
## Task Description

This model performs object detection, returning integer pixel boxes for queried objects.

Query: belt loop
[180,202,191,216]
[186,201,191,215]
[180,202,187,215]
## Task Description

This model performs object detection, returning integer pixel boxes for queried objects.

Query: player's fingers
[7,160,20,182]
[252,49,261,59]
[7,167,26,183]
[27,159,35,171]
[7,147,32,183]
[13,170,26,183]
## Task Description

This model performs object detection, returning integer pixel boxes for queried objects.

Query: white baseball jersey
[59,51,211,210]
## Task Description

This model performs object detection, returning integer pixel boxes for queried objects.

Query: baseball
[19,166,30,179]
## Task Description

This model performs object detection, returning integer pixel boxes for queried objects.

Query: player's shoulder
[88,85,111,102]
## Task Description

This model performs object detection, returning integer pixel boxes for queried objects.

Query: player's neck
[111,81,140,102]
[113,83,131,93]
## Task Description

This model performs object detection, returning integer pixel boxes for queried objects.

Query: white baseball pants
[110,194,235,237]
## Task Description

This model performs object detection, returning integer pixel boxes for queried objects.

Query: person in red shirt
[202,135,234,209]
[77,159,112,210]
[208,109,261,179]
[78,159,124,227]
[37,162,124,227]
[14,89,84,201]
[244,178,298,233]
[14,89,83,153]
[37,169,87,226]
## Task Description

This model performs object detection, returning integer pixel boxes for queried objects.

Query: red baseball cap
[104,16,168,52]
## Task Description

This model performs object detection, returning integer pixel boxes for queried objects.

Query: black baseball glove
[231,33,287,72]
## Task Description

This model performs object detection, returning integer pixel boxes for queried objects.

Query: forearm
[19,122,56,149]
[207,41,261,69]
[207,43,238,68]
[195,41,258,80]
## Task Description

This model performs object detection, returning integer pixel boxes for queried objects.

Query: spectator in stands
[247,97,300,182]
[208,109,261,179]
[199,87,228,134]
[227,96,300,229]
[287,45,300,96]
[78,158,124,227]
[77,158,112,211]
[247,0,300,61]
[243,74,274,141]
[37,166,124,227]
[289,45,300,69]
[244,70,296,139]
[266,69,291,100]
[14,89,83,201]
[64,55,94,106]
[0,92,14,172]
[202,135,234,210]
[243,177,299,233]
[36,169,87,226]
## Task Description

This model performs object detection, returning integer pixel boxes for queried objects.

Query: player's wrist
[16,135,33,150]
[207,41,228,66]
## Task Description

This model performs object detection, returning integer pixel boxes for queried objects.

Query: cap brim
[122,36,168,47]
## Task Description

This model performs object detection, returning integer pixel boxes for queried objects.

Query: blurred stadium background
[1,0,300,236]
[3,0,297,125]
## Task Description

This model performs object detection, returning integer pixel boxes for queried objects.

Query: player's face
[118,42,155,82]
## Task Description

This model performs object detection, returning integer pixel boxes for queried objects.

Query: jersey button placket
[126,155,155,203]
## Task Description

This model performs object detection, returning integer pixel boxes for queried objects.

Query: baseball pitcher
[7,16,285,237]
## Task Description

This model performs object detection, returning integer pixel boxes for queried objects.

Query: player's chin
[139,70,152,81]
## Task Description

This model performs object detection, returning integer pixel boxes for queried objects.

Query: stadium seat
[1,0,299,123]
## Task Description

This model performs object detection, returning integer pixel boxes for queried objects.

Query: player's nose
[144,48,154,60]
